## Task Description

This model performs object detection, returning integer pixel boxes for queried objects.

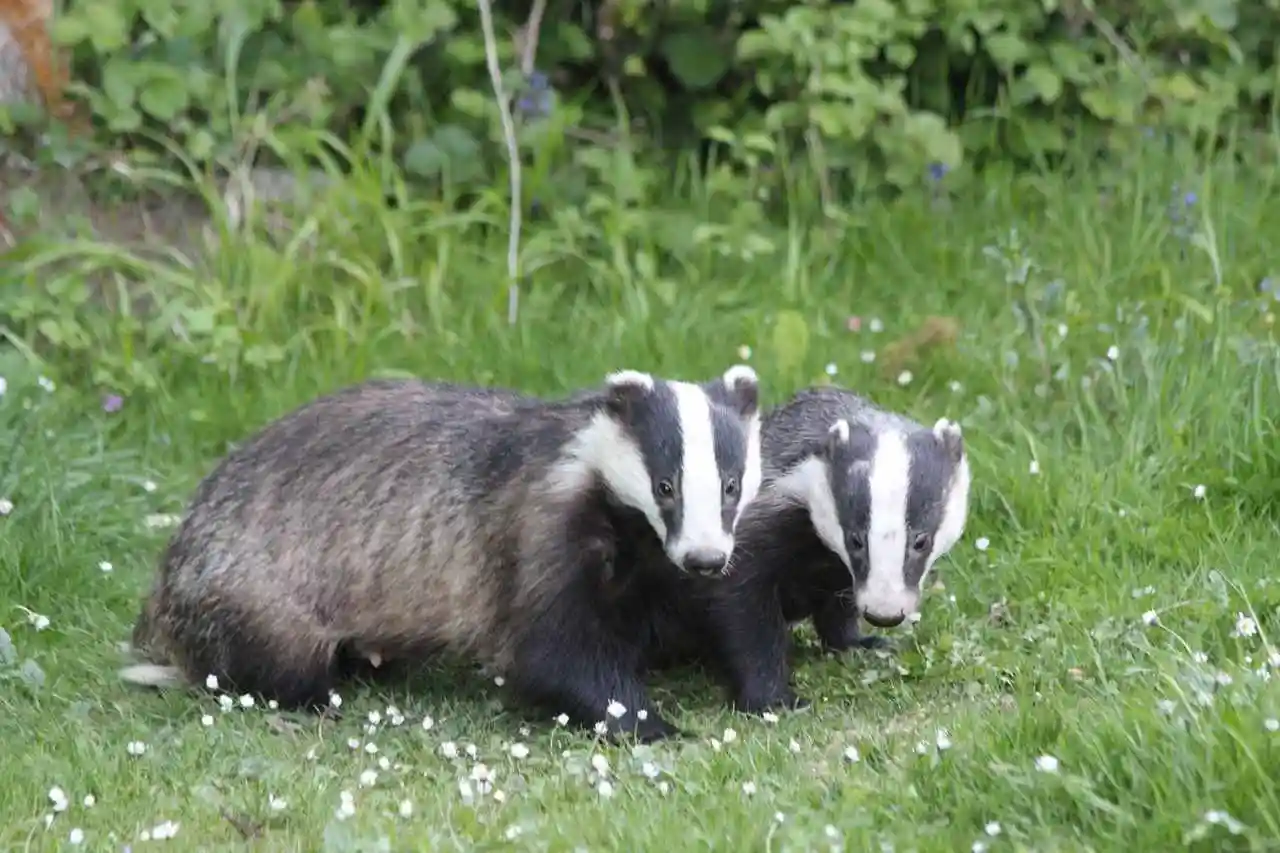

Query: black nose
[682,548,729,575]
[863,612,906,628]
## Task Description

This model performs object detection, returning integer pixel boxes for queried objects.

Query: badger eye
[723,477,739,498]
[656,480,675,499]
[912,532,932,554]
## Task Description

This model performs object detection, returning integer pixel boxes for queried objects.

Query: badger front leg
[505,574,679,743]
[813,596,893,652]
[704,580,809,715]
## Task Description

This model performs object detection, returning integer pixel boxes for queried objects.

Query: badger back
[549,365,762,576]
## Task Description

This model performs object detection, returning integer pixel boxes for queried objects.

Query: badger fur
[120,367,763,742]
[642,385,971,713]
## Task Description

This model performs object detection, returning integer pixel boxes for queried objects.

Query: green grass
[2,138,1279,852]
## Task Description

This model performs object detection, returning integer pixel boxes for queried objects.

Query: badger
[649,385,971,714]
[119,366,763,742]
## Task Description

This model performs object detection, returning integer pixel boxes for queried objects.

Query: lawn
[1,138,1278,852]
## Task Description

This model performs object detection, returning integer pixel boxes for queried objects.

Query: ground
[1,138,1278,852]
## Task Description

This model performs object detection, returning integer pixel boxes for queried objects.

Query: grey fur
[124,372,761,741]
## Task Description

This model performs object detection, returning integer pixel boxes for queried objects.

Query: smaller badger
[682,386,971,713]
[120,367,763,742]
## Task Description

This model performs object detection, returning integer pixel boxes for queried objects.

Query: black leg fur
[813,598,893,653]
[705,579,809,715]
[507,589,679,743]
[170,600,340,714]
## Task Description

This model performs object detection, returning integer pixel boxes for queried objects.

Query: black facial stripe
[828,453,872,582]
[709,402,747,531]
[621,380,683,543]
[903,430,955,584]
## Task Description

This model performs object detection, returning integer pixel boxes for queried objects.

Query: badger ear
[604,369,654,418]
[933,417,965,463]
[719,364,759,418]
[822,418,875,462]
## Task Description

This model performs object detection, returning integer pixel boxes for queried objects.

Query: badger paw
[734,687,809,716]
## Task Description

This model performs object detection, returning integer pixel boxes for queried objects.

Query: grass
[1,134,1279,852]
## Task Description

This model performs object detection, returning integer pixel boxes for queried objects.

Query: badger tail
[119,662,185,688]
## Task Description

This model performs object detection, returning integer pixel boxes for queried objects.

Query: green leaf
[1024,64,1063,103]
[984,32,1031,69]
[662,28,733,91]
[1163,72,1202,102]
[137,68,191,121]
[82,3,130,53]
[771,310,811,376]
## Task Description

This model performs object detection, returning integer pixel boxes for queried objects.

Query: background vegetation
[1,0,1278,849]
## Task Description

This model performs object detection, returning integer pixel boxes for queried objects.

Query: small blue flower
[1183,191,1197,206]
[928,162,949,182]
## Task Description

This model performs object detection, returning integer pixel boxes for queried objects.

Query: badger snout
[680,546,730,576]
[863,611,907,628]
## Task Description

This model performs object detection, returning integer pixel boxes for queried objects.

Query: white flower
[1156,699,1176,715]
[860,350,876,363]
[465,743,477,758]
[142,480,157,493]
[267,700,278,710]
[788,739,801,753]
[148,820,180,840]
[1034,755,1060,773]
[422,715,434,731]
[0,498,12,516]
[825,363,838,377]
[268,795,287,812]
[493,675,505,686]
[606,700,627,719]
[69,828,84,845]
[367,710,382,725]
[509,743,529,760]
[38,376,55,392]
[336,790,356,820]
[1193,484,1206,499]
[554,713,569,726]
[218,695,234,711]
[974,537,990,552]
[0,377,6,395]
[761,711,779,724]
[948,379,962,392]
[742,781,757,796]
[897,370,913,386]
[363,742,378,754]
[49,787,69,811]
[843,746,860,763]
[82,795,95,808]
[1057,323,1068,337]
[985,821,1002,836]
[935,729,952,751]
[200,714,214,727]
[329,691,343,708]
[869,318,884,333]
[126,741,147,756]
[492,789,506,802]
[1233,613,1257,638]
[1106,346,1119,361]
[641,761,660,779]
[591,754,610,776]
[440,741,458,759]
[358,769,378,787]
[1264,718,1278,732]
[238,694,255,708]
[347,738,361,750]
[636,709,648,721]
[378,756,390,771]
[596,780,614,798]
[398,799,413,818]
[98,561,113,573]
[469,763,492,783]
[22,607,50,630]
[1029,460,1040,475]
[593,721,608,736]
[722,728,738,744]
[738,345,752,361]
[773,812,785,824]
[972,842,988,853]
[1142,610,1158,626]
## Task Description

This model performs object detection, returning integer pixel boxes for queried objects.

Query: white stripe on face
[859,429,915,622]
[734,412,763,527]
[773,456,851,570]
[921,453,970,588]
[552,412,667,541]
[668,380,733,566]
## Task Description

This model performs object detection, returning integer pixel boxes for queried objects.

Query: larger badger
[645,385,971,713]
[120,367,763,742]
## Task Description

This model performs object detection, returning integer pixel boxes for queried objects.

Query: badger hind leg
[165,597,342,714]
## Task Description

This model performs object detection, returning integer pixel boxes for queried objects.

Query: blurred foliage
[2,0,1276,194]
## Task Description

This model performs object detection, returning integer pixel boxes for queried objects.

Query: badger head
[786,416,970,627]
[583,364,762,576]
